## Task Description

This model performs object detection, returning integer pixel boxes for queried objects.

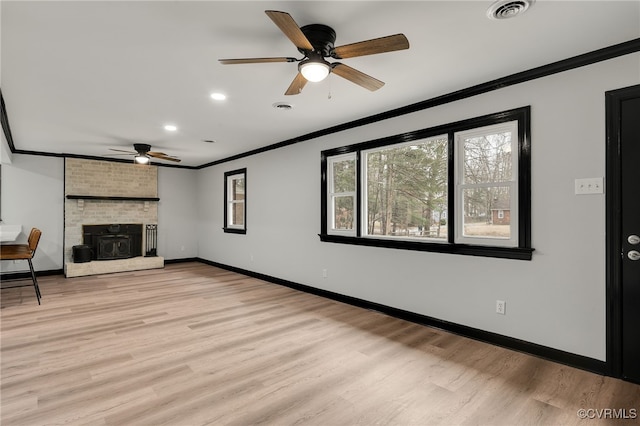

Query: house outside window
[224,168,246,234]
[454,121,519,247]
[320,107,532,260]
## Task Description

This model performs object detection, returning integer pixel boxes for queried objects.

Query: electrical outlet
[322,269,328,278]
[496,300,506,315]
[250,254,254,262]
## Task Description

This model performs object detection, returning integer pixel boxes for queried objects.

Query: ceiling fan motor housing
[133,143,151,154]
[300,24,336,57]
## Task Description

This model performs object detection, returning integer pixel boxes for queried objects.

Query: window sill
[318,234,534,260]
[223,228,246,235]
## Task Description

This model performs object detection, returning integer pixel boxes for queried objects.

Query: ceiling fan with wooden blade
[218,57,298,65]
[331,63,384,91]
[109,143,181,163]
[218,10,409,95]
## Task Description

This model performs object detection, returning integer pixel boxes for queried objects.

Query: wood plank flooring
[1,262,639,425]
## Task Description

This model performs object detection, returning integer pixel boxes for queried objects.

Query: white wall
[1,130,12,164]
[158,167,198,259]
[196,54,640,361]
[0,154,64,273]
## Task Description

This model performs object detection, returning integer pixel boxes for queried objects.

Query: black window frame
[320,106,533,260]
[223,168,247,234]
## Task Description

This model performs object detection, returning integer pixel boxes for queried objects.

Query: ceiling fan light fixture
[299,59,331,82]
[134,154,150,164]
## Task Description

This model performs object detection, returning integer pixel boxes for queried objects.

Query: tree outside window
[328,154,356,234]
[455,121,518,246]
[320,106,532,260]
[363,136,448,241]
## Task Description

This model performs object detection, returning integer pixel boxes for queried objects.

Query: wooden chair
[1,228,42,305]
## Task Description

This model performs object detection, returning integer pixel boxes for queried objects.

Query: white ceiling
[2,1,639,167]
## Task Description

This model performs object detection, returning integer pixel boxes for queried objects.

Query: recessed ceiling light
[210,93,227,101]
[164,124,178,132]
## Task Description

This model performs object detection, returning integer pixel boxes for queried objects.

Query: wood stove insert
[82,224,143,260]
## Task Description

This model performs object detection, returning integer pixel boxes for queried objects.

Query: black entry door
[607,84,640,383]
[620,94,640,382]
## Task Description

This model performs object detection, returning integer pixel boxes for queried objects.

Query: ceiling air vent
[487,0,534,20]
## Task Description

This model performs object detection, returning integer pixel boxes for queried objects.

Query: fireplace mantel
[66,195,160,201]
[66,195,159,212]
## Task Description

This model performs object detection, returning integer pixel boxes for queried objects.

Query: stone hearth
[65,256,164,278]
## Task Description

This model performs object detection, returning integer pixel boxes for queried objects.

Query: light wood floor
[1,262,639,425]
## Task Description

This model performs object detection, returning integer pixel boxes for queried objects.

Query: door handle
[629,250,640,261]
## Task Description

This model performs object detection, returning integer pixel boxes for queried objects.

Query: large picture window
[320,107,532,260]
[224,168,246,234]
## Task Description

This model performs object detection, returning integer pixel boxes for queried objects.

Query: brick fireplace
[63,158,163,277]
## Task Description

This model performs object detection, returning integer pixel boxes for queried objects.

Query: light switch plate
[575,177,604,195]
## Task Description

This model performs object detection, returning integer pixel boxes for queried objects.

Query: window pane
[332,159,355,193]
[366,138,448,240]
[462,186,510,239]
[233,178,245,201]
[224,169,246,233]
[333,196,354,230]
[463,131,512,184]
[231,202,244,226]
